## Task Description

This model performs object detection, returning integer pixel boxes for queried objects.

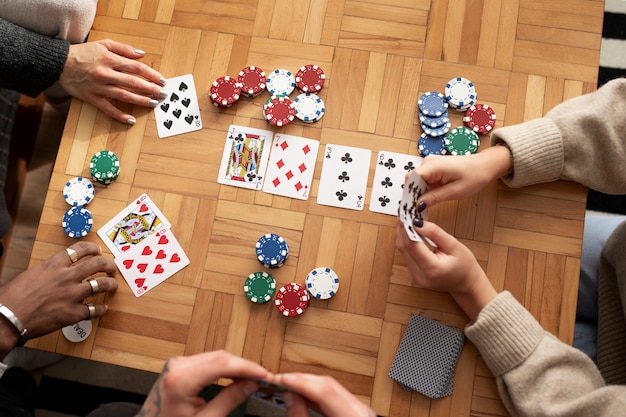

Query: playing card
[217,125,273,190]
[398,170,432,244]
[369,151,423,215]
[115,228,189,297]
[97,193,171,255]
[262,134,320,200]
[317,144,371,210]
[154,74,202,138]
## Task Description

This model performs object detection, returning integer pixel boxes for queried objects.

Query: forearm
[0,17,69,97]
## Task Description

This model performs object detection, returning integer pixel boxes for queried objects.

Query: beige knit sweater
[465,78,626,416]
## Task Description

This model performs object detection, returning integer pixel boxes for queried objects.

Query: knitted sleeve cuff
[465,291,545,376]
[490,118,564,189]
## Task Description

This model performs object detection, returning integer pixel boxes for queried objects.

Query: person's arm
[0,17,69,97]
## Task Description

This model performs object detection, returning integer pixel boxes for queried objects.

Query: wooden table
[28,1,604,415]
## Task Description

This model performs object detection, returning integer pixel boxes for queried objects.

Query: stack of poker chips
[417,91,450,157]
[243,233,340,317]
[210,75,243,107]
[444,77,477,112]
[463,103,497,135]
[61,176,95,238]
[90,150,120,185]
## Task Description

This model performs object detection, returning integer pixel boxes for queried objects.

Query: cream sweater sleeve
[491,78,626,194]
[466,292,626,416]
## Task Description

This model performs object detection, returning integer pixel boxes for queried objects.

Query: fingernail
[159,90,168,99]
[159,77,167,86]
[282,373,296,381]
[417,201,427,213]
[242,380,258,397]
[127,118,136,125]
[149,99,159,108]
[134,49,146,55]
[412,217,424,228]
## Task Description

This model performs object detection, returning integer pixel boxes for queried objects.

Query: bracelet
[0,304,28,347]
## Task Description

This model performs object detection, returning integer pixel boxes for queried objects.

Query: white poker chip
[294,93,325,123]
[266,69,296,97]
[444,77,477,110]
[62,319,93,343]
[305,267,339,300]
[63,176,95,207]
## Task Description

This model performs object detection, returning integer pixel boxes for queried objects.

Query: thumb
[416,180,465,210]
[413,220,460,253]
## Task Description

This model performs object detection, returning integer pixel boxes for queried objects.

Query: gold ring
[65,247,78,263]
[86,303,96,320]
[87,279,99,295]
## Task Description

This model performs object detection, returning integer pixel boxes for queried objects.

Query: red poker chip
[238,66,266,97]
[463,103,496,134]
[210,76,242,107]
[295,64,325,93]
[264,96,296,126]
[275,283,310,317]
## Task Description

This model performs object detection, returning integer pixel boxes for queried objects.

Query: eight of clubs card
[154,74,202,138]
[115,228,190,297]
[97,193,171,255]
[369,151,423,215]
[262,134,320,200]
[317,144,371,210]
[217,125,273,190]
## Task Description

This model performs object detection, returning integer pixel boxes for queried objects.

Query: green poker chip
[90,150,120,184]
[244,271,277,303]
[444,126,480,155]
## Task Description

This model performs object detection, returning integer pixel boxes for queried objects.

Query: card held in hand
[114,228,190,297]
[154,74,202,138]
[388,314,466,399]
[398,170,435,245]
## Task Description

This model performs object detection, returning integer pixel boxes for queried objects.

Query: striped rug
[586,0,626,214]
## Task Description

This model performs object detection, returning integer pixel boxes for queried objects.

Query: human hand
[58,39,166,125]
[0,242,117,355]
[396,220,497,321]
[271,372,375,417]
[138,351,269,417]
[415,145,511,210]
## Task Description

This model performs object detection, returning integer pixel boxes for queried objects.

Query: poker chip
[444,126,480,155]
[419,112,450,129]
[238,66,266,97]
[295,64,325,93]
[275,283,310,316]
[256,233,289,268]
[421,119,451,137]
[264,96,296,127]
[463,103,496,134]
[294,93,325,123]
[305,267,339,300]
[89,150,120,185]
[418,133,448,157]
[418,92,448,117]
[445,77,477,111]
[244,271,277,303]
[63,176,95,207]
[266,69,296,97]
[62,320,92,342]
[210,76,242,107]
[62,206,93,238]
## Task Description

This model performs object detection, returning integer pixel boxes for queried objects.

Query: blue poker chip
[421,119,451,137]
[62,206,93,238]
[63,176,95,207]
[256,233,289,268]
[419,111,450,129]
[417,92,448,117]
[418,133,448,157]
[266,69,296,97]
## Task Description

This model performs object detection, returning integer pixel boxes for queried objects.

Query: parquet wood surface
[27,1,604,415]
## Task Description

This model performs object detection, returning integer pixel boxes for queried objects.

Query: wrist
[490,142,514,178]
[0,304,28,349]
[450,274,498,321]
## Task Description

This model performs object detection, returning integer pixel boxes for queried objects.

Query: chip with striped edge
[244,271,277,303]
[63,176,95,207]
[275,283,310,316]
[305,267,339,300]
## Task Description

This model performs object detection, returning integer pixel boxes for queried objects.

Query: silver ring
[87,279,99,295]
[65,247,78,263]
[86,303,96,320]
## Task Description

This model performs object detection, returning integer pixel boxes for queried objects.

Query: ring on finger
[65,247,79,264]
[85,303,96,320]
[87,279,99,295]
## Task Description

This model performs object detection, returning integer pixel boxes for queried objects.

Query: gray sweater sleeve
[0,17,70,97]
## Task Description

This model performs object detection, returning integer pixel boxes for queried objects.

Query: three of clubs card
[154,74,202,138]
[317,144,371,210]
